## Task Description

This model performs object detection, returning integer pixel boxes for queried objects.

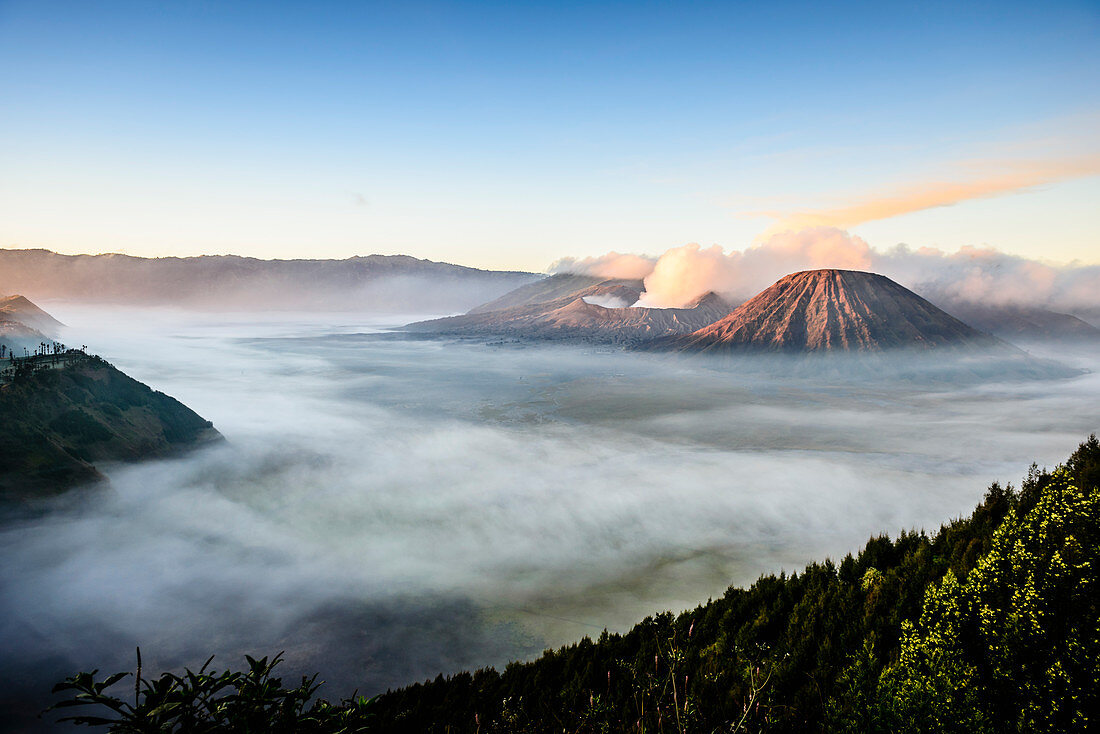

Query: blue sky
[1,0,1097,270]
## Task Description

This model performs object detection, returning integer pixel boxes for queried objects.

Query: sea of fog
[2,306,1098,728]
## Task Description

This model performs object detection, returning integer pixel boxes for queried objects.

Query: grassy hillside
[0,352,220,499]
[47,436,1099,732]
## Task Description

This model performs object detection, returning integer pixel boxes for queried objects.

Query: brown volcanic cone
[682,269,998,353]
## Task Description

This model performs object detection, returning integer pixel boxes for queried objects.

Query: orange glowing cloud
[749,156,1100,233]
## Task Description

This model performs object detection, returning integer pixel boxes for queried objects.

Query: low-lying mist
[2,306,1097,728]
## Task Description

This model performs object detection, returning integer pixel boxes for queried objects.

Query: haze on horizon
[1,0,1098,272]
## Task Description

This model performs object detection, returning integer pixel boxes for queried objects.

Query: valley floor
[2,307,1098,731]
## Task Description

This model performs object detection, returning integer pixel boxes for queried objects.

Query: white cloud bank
[552,228,1100,311]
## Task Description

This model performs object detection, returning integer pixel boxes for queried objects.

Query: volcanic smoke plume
[552,228,1100,315]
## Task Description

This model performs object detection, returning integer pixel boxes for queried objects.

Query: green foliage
[882,468,1098,733]
[878,571,991,733]
[822,640,884,734]
[49,408,113,445]
[48,651,376,733]
[0,351,218,497]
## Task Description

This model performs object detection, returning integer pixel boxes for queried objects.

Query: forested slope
[373,436,1099,733]
[0,352,221,498]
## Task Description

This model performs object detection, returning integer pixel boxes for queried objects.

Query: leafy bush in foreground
[48,652,375,733]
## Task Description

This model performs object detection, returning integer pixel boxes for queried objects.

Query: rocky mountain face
[408,274,734,345]
[467,274,611,314]
[0,248,538,312]
[0,295,65,334]
[680,269,1002,353]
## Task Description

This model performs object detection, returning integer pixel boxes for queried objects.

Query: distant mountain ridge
[680,269,1003,353]
[938,301,1100,342]
[407,268,1082,380]
[0,248,539,312]
[408,274,734,345]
